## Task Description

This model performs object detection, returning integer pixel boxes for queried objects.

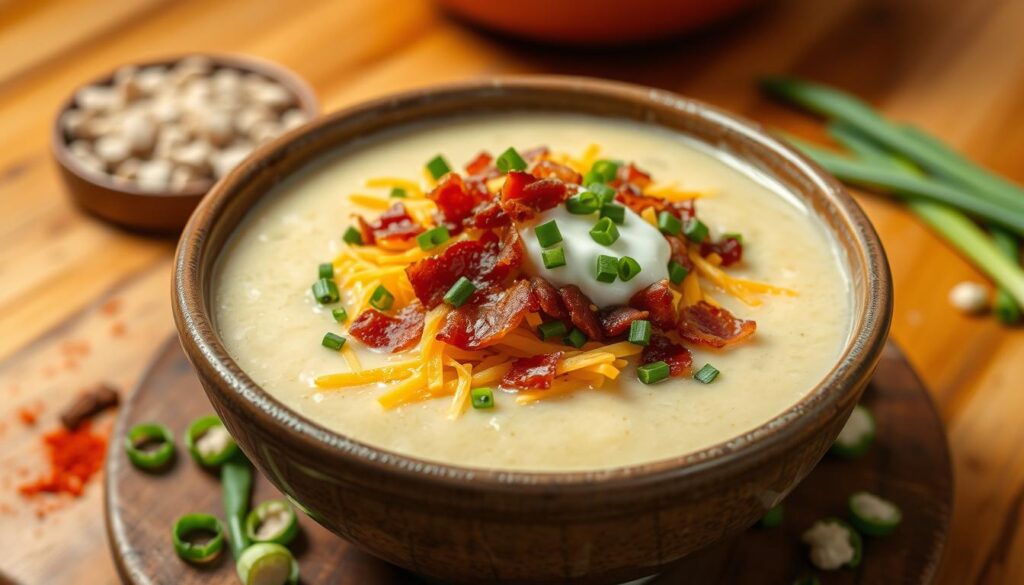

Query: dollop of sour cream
[518,204,670,308]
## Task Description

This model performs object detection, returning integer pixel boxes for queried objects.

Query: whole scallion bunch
[761,77,1024,324]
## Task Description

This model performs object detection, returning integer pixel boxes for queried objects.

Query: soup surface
[214,113,851,471]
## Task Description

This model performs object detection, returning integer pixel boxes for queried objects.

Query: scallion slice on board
[245,500,299,546]
[124,423,174,471]
[172,513,225,564]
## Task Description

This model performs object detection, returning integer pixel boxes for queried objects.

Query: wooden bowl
[51,53,319,234]
[172,76,892,584]
[437,0,765,45]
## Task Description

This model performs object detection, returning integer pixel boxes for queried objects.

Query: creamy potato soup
[214,113,851,471]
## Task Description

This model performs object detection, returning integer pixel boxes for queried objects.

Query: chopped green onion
[589,217,620,246]
[587,182,617,205]
[185,415,239,468]
[684,218,709,243]
[693,363,719,384]
[591,159,620,183]
[991,227,1021,324]
[627,320,651,346]
[723,231,744,243]
[389,187,407,198]
[416,225,450,251]
[496,147,527,173]
[759,504,784,528]
[638,361,670,384]
[566,192,599,214]
[668,260,689,285]
[582,171,602,186]
[848,492,902,536]
[342,226,363,246]
[425,154,451,180]
[537,321,568,341]
[443,277,476,308]
[564,328,587,348]
[172,513,225,564]
[222,454,254,559]
[542,247,566,269]
[471,387,494,409]
[246,500,299,546]
[317,263,333,279]
[657,211,681,236]
[618,256,642,281]
[369,285,394,311]
[321,332,346,351]
[830,404,875,458]
[124,423,175,471]
[311,278,339,304]
[600,203,626,224]
[594,255,619,283]
[331,307,348,323]
[235,542,299,585]
[535,220,562,248]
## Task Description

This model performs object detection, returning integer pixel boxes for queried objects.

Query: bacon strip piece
[466,198,510,230]
[558,285,602,341]
[599,307,650,338]
[640,334,693,377]
[629,281,677,331]
[465,151,494,176]
[700,237,743,267]
[348,301,426,353]
[614,162,653,190]
[529,277,565,319]
[500,352,562,390]
[427,173,489,232]
[500,171,571,222]
[436,280,534,350]
[678,301,756,349]
[616,190,696,221]
[406,231,523,309]
[356,202,423,246]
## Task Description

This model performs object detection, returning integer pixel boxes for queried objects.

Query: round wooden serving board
[105,339,952,585]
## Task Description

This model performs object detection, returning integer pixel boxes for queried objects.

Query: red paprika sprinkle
[18,423,107,498]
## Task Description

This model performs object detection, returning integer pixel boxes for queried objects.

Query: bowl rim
[51,51,320,200]
[174,75,892,494]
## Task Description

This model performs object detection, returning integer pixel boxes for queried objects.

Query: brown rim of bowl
[51,52,320,199]
[174,75,892,494]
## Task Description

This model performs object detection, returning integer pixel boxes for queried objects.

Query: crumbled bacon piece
[436,280,533,349]
[500,352,562,389]
[667,236,693,271]
[629,281,677,330]
[521,146,549,162]
[558,285,602,341]
[615,190,696,220]
[500,171,571,222]
[406,231,523,308]
[531,159,582,185]
[700,237,743,267]
[467,198,511,229]
[427,173,489,233]
[678,301,756,348]
[349,301,426,353]
[529,277,565,319]
[640,334,693,377]
[599,307,650,338]
[355,202,424,246]
[465,151,494,176]
[614,162,652,189]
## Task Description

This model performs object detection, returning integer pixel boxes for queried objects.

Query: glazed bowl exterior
[173,76,891,584]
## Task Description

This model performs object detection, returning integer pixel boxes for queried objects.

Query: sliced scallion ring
[236,542,299,585]
[848,491,902,536]
[830,404,875,458]
[172,513,225,564]
[124,423,175,471]
[185,415,239,468]
[245,500,299,546]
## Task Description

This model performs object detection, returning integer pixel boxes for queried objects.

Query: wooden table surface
[1,0,1021,583]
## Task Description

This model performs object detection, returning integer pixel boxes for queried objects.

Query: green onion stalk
[222,452,254,560]
[766,89,1024,311]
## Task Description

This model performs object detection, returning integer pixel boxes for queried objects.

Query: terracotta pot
[437,0,765,45]
[52,53,319,234]
[173,76,891,584]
